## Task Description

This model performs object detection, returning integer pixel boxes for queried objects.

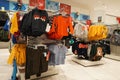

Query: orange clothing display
[47,15,74,40]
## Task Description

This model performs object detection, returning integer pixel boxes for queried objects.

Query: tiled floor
[1,49,120,80]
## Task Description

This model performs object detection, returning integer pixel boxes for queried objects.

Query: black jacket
[20,8,49,37]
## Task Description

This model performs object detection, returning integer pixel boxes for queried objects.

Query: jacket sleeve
[10,12,19,34]
[47,17,56,34]
[68,17,74,34]
[20,11,33,35]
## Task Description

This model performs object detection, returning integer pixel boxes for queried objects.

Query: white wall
[90,9,105,23]
[105,15,118,25]
[71,6,90,15]
[90,0,120,25]
[52,0,90,15]
[90,8,119,25]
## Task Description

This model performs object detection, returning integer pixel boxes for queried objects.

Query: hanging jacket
[20,8,49,37]
[88,25,108,41]
[0,11,9,26]
[7,44,26,66]
[47,15,74,40]
[73,23,88,41]
[10,12,19,35]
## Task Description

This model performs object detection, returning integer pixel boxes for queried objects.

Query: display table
[72,56,105,67]
[26,66,59,80]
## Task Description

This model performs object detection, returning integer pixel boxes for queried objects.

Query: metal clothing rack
[26,36,59,80]
[25,7,62,77]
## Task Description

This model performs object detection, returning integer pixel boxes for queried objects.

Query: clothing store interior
[0,0,120,80]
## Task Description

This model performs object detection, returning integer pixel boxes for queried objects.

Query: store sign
[71,12,79,20]
[29,0,45,10]
[60,3,71,15]
[37,0,45,10]
[0,0,9,10]
[77,14,90,21]
[9,1,28,11]
[46,0,59,11]
[29,0,37,6]
[116,17,120,24]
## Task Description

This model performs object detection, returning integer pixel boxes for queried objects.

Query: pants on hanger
[25,46,48,79]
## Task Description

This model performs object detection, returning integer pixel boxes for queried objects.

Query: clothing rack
[10,7,67,79]
[26,36,60,79]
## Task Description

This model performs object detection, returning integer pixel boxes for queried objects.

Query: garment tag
[43,52,47,57]
[46,24,51,32]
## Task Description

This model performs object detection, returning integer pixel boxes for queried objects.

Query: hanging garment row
[71,39,110,61]
[8,6,73,65]
[20,8,49,37]
[48,43,68,65]
[110,29,120,46]
[73,22,89,41]
[72,40,89,60]
[0,11,10,42]
[88,24,108,41]
[47,14,74,40]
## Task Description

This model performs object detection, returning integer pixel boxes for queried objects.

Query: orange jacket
[48,15,74,40]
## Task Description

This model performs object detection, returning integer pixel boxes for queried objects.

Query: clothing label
[43,52,47,57]
[46,23,51,32]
